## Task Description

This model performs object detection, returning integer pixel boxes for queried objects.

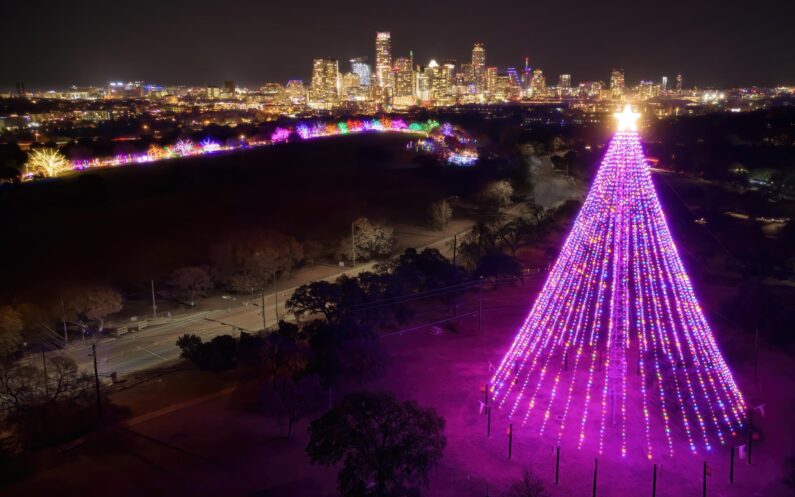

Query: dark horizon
[1,0,794,90]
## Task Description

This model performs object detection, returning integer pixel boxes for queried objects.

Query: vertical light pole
[266,290,268,331]
[592,458,598,497]
[478,277,483,334]
[42,350,48,397]
[351,221,356,268]
[92,342,101,418]
[652,463,657,497]
[452,234,457,267]
[753,328,759,383]
[273,272,280,322]
[61,300,68,342]
[555,446,560,485]
[151,280,157,319]
[507,423,513,459]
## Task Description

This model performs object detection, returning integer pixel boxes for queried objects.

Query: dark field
[0,134,490,298]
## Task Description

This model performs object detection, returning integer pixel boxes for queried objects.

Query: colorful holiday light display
[22,118,475,181]
[490,105,746,459]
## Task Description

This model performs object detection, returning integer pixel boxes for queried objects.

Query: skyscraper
[309,58,339,110]
[558,74,571,88]
[285,80,306,106]
[393,56,413,101]
[676,73,684,92]
[530,69,546,97]
[486,66,498,98]
[471,43,486,93]
[350,57,371,87]
[375,32,392,89]
[610,68,625,99]
[661,76,668,92]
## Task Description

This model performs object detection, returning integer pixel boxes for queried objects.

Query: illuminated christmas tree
[491,106,746,459]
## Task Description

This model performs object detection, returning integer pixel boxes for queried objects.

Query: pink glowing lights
[490,107,746,459]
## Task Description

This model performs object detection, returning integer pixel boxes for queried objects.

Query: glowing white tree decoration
[24,148,71,177]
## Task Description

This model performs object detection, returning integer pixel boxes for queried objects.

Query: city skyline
[2,0,794,89]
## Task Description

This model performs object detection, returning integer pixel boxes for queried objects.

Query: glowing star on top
[490,103,746,459]
[615,104,640,131]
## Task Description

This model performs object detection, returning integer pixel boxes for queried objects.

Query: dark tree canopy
[307,392,446,497]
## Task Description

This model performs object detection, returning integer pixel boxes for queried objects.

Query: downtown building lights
[3,32,712,113]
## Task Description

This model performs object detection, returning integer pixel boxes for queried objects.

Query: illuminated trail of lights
[490,106,746,458]
[25,118,477,180]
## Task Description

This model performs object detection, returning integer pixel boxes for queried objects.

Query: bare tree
[428,199,453,231]
[0,306,24,359]
[168,266,213,304]
[211,231,304,292]
[479,180,513,209]
[61,286,123,332]
[337,218,395,262]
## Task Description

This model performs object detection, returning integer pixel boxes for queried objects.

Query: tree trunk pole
[555,446,560,485]
[61,300,68,342]
[652,463,657,497]
[273,272,279,322]
[42,350,48,397]
[351,221,356,268]
[266,290,268,331]
[478,278,483,334]
[92,343,101,418]
[151,280,157,319]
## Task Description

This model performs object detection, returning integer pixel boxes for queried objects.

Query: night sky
[2,0,793,90]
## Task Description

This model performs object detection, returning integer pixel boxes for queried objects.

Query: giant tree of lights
[490,106,746,459]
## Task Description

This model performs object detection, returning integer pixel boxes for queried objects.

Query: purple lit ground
[4,246,791,497]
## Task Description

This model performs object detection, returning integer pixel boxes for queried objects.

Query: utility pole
[151,280,157,319]
[652,463,657,497]
[91,343,101,418]
[351,221,356,268]
[260,291,267,331]
[452,234,457,267]
[41,350,48,397]
[753,328,759,383]
[61,300,68,342]
[478,277,483,334]
[555,446,560,485]
[273,272,280,322]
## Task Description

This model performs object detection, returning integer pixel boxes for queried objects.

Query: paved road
[63,217,494,379]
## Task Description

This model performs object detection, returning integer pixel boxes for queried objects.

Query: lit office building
[610,68,625,99]
[394,57,413,97]
[485,66,498,99]
[309,58,339,110]
[285,80,306,106]
[472,43,486,93]
[350,57,371,87]
[375,32,392,89]
[529,69,546,97]
[416,68,432,102]
[661,75,668,92]
[558,74,572,97]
